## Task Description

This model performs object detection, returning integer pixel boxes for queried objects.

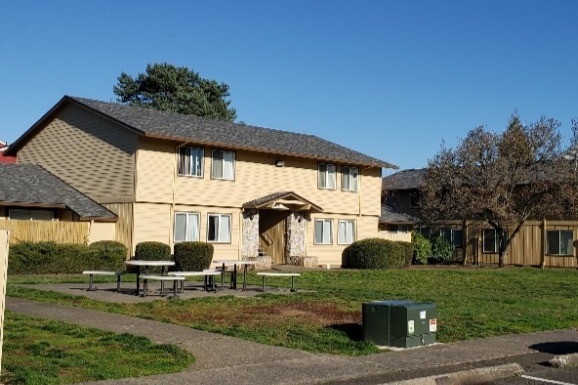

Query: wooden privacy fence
[0,219,90,245]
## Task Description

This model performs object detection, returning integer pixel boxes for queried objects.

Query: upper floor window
[318,163,336,190]
[9,209,54,221]
[211,150,235,180]
[174,212,200,242]
[208,213,232,243]
[341,166,359,191]
[338,220,355,244]
[178,146,204,177]
[314,219,333,244]
[547,230,573,255]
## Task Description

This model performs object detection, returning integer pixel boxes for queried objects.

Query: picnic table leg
[262,275,266,292]
[88,274,95,291]
[291,276,296,292]
[231,264,238,290]
[172,279,178,299]
[116,273,121,292]
[142,278,148,297]
[221,263,225,288]
[242,264,248,291]
[211,275,216,292]
[135,266,141,295]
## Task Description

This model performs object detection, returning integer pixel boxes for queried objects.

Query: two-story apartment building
[7,96,397,266]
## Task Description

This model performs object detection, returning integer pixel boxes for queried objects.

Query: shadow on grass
[329,323,363,341]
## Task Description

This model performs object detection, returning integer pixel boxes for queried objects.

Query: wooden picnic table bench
[256,272,300,292]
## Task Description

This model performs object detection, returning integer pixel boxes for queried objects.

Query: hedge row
[9,241,127,275]
[345,238,413,270]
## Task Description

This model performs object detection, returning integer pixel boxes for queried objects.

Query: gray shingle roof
[383,168,425,191]
[379,205,419,224]
[63,97,396,168]
[0,164,117,221]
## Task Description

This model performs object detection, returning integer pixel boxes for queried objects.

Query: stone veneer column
[285,211,307,265]
[241,209,259,258]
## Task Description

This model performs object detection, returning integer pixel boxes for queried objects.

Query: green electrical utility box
[362,300,437,348]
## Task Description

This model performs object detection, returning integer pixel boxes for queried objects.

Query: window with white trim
[547,230,573,255]
[483,229,498,253]
[318,163,336,189]
[341,166,358,191]
[208,214,232,243]
[338,220,355,244]
[211,150,235,180]
[177,146,204,177]
[9,209,54,221]
[314,219,333,244]
[174,212,200,242]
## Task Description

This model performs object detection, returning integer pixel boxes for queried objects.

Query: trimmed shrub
[412,231,432,265]
[8,241,127,274]
[429,235,454,264]
[346,238,406,269]
[86,241,127,270]
[398,241,413,267]
[135,241,171,261]
[174,242,214,271]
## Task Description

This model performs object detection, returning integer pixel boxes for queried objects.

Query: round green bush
[86,241,128,270]
[135,241,171,261]
[174,242,214,271]
[346,238,406,269]
[429,235,454,264]
[412,231,432,265]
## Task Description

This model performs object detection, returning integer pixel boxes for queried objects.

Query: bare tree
[421,115,567,267]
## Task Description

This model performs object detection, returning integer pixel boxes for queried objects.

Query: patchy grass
[7,267,578,355]
[0,311,194,385]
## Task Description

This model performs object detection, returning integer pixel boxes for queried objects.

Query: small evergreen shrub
[429,235,454,264]
[86,241,127,270]
[135,241,171,261]
[412,231,432,265]
[397,241,413,267]
[174,242,214,271]
[346,238,406,269]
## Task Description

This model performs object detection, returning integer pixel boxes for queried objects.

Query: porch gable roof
[243,191,323,213]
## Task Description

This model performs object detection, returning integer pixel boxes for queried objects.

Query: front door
[259,210,289,264]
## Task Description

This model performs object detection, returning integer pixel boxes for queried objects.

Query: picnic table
[124,260,175,295]
[213,259,256,290]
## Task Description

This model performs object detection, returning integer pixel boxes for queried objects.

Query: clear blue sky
[1,0,577,171]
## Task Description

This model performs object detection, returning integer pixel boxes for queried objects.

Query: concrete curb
[550,353,578,368]
[381,363,524,385]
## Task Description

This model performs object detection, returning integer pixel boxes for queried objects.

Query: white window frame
[482,229,498,253]
[341,166,359,191]
[9,209,54,221]
[547,230,574,256]
[337,220,355,245]
[314,219,333,245]
[177,146,204,177]
[211,149,235,180]
[318,163,336,190]
[174,212,200,242]
[440,228,463,248]
[207,213,232,243]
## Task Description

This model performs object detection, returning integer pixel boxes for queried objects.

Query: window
[547,230,574,255]
[410,191,420,208]
[9,209,54,221]
[341,166,358,191]
[338,220,355,244]
[208,214,231,243]
[211,150,235,180]
[318,163,336,189]
[440,228,463,248]
[314,219,333,244]
[483,229,498,253]
[177,146,204,177]
[174,212,200,242]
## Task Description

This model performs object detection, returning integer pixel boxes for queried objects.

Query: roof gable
[8,96,397,169]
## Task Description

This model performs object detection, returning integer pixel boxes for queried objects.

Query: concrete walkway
[7,297,578,385]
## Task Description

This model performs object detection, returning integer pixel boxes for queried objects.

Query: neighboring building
[6,96,398,266]
[0,163,116,244]
[383,169,577,268]
[0,141,16,163]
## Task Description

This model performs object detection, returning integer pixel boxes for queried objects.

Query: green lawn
[1,311,194,385]
[7,267,578,355]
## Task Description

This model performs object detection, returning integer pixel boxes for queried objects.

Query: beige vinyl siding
[133,203,172,251]
[136,139,383,216]
[17,104,138,203]
[103,203,133,255]
[308,214,380,266]
[87,221,116,244]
